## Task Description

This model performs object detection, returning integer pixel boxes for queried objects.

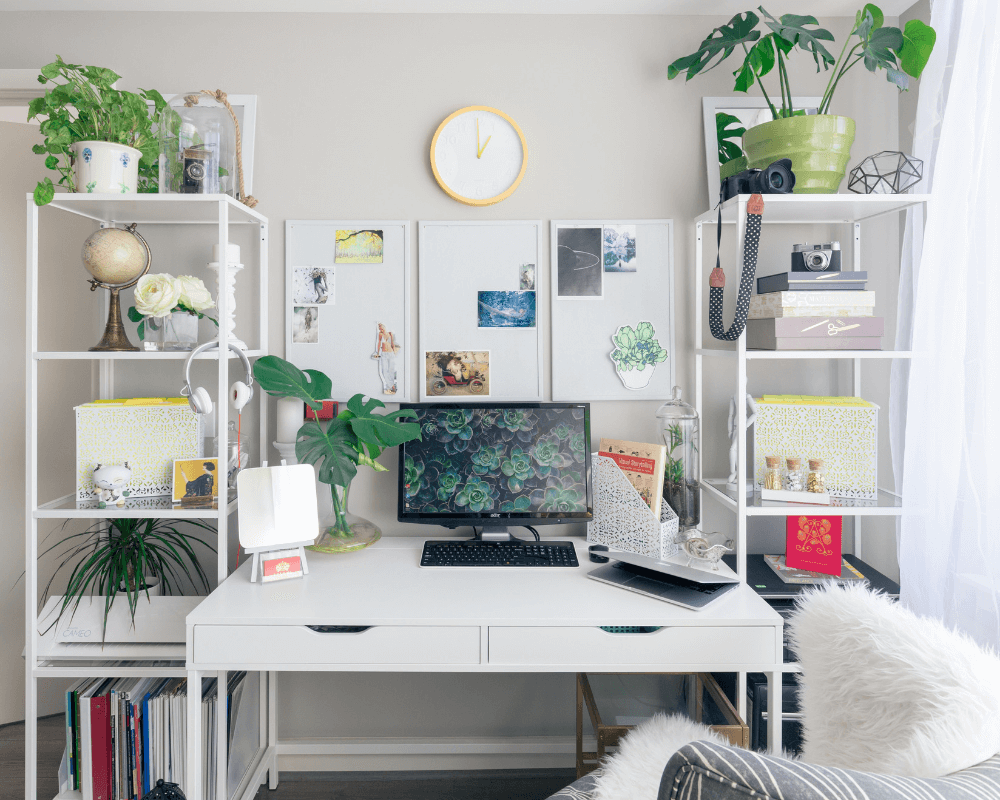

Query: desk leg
[765,670,782,756]
[187,669,203,800]
[217,670,227,800]
[268,671,279,790]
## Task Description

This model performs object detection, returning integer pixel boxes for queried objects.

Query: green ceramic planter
[743,115,856,194]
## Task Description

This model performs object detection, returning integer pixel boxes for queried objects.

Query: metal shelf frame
[693,192,928,747]
[25,195,270,800]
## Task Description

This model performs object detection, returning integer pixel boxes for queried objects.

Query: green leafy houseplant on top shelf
[38,517,215,641]
[28,56,166,206]
[669,6,936,192]
[252,356,422,544]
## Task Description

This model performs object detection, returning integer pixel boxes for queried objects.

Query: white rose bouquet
[127,273,218,341]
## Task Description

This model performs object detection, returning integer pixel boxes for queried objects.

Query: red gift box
[304,400,338,422]
[786,515,842,576]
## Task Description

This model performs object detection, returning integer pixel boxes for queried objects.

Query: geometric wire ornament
[848,150,924,194]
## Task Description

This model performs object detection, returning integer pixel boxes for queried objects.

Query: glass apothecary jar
[655,386,700,531]
[158,92,236,196]
[807,458,827,494]
[784,457,805,492]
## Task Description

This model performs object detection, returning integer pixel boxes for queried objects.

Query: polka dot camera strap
[709,193,764,341]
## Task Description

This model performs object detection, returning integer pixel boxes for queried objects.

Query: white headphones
[181,341,255,415]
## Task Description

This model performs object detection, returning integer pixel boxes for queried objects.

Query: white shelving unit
[24,194,270,800]
[693,192,929,729]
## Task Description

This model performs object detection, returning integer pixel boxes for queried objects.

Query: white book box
[587,454,680,560]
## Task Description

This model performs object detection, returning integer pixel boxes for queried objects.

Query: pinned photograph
[519,263,536,291]
[478,290,536,328]
[335,229,384,263]
[557,227,603,297]
[604,225,637,272]
[425,350,490,397]
[292,306,319,343]
[372,321,402,395]
[292,266,335,305]
[172,458,219,504]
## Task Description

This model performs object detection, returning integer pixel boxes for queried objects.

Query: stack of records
[749,271,883,350]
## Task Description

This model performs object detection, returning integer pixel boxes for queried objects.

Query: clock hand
[476,118,492,159]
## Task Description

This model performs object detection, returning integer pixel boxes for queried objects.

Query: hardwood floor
[1,716,575,800]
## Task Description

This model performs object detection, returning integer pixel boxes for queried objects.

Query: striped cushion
[660,742,1000,800]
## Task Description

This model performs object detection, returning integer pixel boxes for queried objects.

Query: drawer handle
[306,625,372,634]
[599,626,662,634]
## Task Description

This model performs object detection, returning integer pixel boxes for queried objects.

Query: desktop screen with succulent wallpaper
[398,403,592,523]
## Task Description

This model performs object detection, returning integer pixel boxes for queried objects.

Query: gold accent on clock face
[430,106,527,206]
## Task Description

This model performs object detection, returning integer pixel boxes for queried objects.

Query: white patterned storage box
[587,455,680,560]
[76,398,204,499]
[752,395,878,500]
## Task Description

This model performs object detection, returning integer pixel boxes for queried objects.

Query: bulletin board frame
[285,220,410,401]
[418,220,544,402]
[550,219,675,401]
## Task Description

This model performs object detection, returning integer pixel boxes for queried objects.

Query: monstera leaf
[897,18,936,79]
[295,417,361,487]
[252,355,331,409]
[668,12,761,81]
[341,394,420,462]
[758,7,835,71]
[716,112,746,164]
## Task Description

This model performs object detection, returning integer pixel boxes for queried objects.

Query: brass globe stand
[88,223,151,352]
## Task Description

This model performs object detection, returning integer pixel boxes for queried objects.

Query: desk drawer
[193,625,480,666]
[488,626,774,667]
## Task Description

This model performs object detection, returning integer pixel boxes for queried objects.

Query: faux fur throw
[790,582,1000,777]
[592,713,728,800]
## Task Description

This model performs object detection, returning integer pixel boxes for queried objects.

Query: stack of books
[59,671,255,800]
[748,271,884,350]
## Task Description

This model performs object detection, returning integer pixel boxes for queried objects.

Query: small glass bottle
[764,456,783,490]
[213,420,249,492]
[784,457,804,492]
[807,458,826,494]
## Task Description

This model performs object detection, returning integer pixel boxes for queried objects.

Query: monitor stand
[476,526,524,543]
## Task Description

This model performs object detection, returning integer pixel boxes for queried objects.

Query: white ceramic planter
[617,364,654,390]
[73,140,141,194]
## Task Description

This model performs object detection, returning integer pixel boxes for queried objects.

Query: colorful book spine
[91,695,111,800]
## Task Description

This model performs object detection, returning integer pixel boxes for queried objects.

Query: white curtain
[893,0,1000,648]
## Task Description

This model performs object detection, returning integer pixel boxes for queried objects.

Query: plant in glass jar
[656,387,701,531]
[252,356,422,551]
[28,56,166,205]
[126,273,218,351]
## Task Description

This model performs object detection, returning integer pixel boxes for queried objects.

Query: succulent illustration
[436,469,461,501]
[500,496,532,513]
[403,455,428,499]
[611,321,668,372]
[471,443,505,475]
[500,446,533,492]
[531,433,572,478]
[539,485,587,513]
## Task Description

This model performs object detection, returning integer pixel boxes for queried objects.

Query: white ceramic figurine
[92,462,132,508]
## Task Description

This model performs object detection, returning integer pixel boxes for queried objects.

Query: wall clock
[430,106,527,206]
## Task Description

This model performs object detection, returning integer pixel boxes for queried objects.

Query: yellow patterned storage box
[76,398,204,499]
[752,395,878,500]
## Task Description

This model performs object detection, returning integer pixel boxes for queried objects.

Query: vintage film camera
[791,242,842,272]
[720,158,796,203]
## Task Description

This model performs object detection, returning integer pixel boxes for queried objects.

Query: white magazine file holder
[587,454,680,560]
[237,462,318,582]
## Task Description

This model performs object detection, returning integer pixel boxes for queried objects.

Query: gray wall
[1,9,909,768]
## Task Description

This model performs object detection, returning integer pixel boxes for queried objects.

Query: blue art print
[477,290,536,328]
[402,406,588,515]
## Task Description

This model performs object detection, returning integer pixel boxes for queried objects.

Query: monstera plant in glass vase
[252,356,422,553]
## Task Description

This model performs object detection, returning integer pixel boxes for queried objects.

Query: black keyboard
[420,540,579,567]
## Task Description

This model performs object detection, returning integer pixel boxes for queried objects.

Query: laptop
[588,560,739,610]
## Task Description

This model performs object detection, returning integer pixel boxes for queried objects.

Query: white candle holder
[208,259,248,350]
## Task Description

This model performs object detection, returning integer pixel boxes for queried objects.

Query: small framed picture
[173,458,220,504]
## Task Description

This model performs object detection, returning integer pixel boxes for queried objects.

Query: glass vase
[143,311,199,351]
[655,386,701,531]
[310,481,382,553]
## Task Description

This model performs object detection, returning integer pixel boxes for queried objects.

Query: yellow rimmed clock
[430,106,527,206]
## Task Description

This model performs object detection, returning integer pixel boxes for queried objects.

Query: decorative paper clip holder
[587,454,680,561]
[237,462,318,583]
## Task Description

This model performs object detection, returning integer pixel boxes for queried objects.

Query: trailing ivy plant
[28,56,166,206]
[252,356,422,537]
[668,5,936,119]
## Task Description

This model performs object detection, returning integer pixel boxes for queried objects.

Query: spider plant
[38,517,215,641]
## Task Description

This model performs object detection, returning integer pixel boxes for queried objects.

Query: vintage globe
[82,227,148,286]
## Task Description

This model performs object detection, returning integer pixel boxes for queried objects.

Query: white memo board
[418,221,543,401]
[285,221,409,400]
[551,220,675,401]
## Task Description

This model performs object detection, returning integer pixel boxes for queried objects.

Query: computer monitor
[398,402,593,540]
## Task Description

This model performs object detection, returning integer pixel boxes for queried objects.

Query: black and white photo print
[557,227,603,298]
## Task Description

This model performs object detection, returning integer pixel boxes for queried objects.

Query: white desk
[185,538,784,800]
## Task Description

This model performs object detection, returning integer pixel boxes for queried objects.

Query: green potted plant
[28,56,166,206]
[669,5,936,193]
[610,321,668,390]
[38,517,215,641]
[252,356,422,552]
